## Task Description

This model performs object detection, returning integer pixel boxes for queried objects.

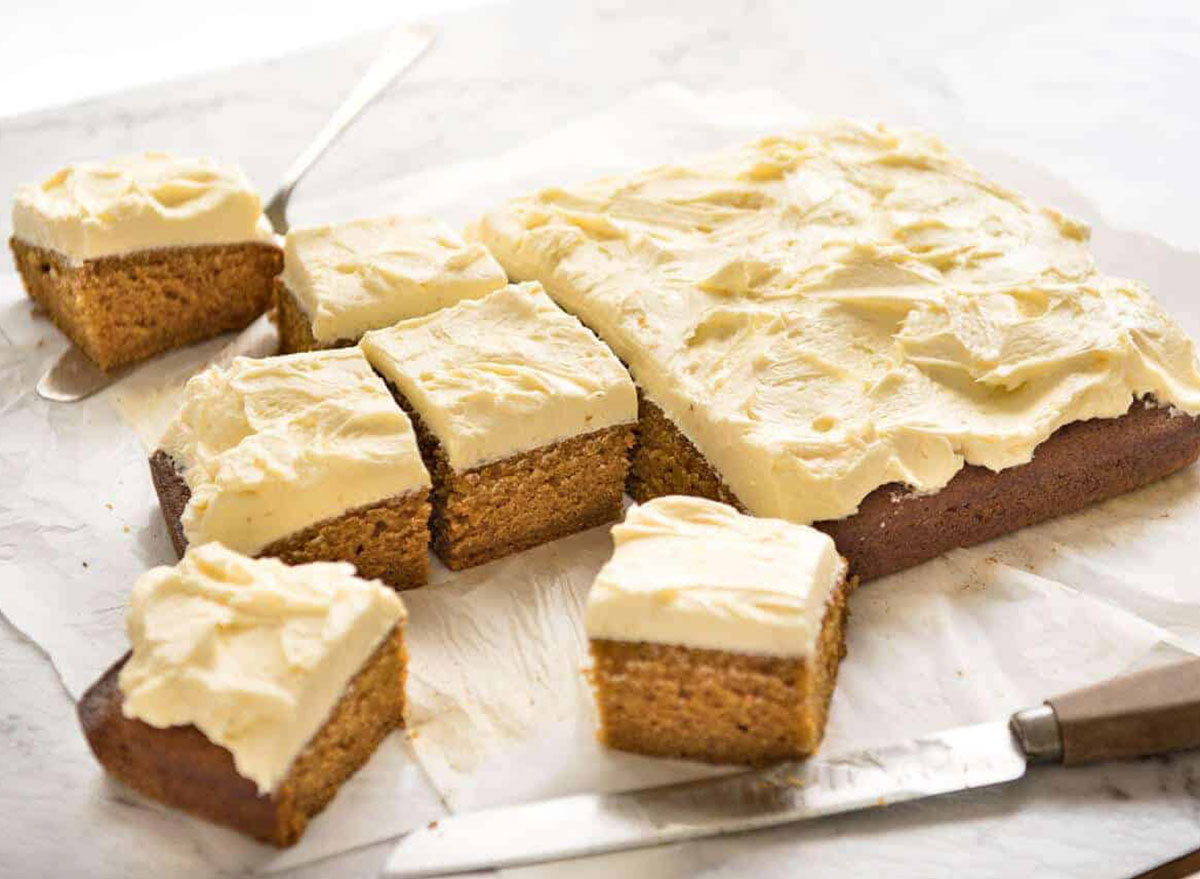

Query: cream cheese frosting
[159,347,430,555]
[585,496,842,657]
[12,152,275,263]
[472,121,1200,524]
[360,281,637,471]
[280,214,508,344]
[118,542,405,795]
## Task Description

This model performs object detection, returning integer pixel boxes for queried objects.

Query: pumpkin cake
[276,214,507,353]
[586,496,852,765]
[150,347,431,589]
[472,122,1200,581]
[78,543,409,846]
[360,281,637,570]
[10,153,281,371]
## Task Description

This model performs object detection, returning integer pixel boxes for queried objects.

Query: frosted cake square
[10,153,281,370]
[586,496,852,765]
[361,281,637,569]
[150,347,431,589]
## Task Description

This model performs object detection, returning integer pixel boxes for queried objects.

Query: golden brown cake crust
[148,450,431,590]
[77,624,407,847]
[629,396,1200,582]
[10,237,282,371]
[275,279,358,354]
[590,567,853,765]
[388,384,634,570]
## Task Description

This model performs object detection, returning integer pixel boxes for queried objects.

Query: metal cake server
[384,657,1200,878]
[36,22,437,403]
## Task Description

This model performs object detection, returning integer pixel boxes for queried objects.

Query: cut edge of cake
[11,238,282,371]
[389,383,634,570]
[275,278,346,354]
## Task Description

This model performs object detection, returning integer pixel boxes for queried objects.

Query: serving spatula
[385,657,1200,878]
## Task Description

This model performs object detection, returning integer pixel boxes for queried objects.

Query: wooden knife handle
[1047,658,1200,766]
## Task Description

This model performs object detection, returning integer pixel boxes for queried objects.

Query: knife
[385,657,1200,878]
[35,22,436,403]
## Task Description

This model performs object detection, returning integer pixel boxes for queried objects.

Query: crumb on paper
[105,503,113,511]
[427,820,439,830]
[122,525,130,534]
[81,561,88,568]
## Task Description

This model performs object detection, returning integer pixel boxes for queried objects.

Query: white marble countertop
[3,1,1200,876]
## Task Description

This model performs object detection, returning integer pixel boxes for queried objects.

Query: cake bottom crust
[589,568,853,765]
[275,280,357,354]
[629,396,1200,582]
[11,238,282,371]
[77,624,407,847]
[149,450,431,590]
[387,382,635,570]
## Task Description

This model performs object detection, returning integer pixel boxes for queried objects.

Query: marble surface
[3,0,1200,876]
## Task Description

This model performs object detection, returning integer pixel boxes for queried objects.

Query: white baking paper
[2,84,1199,877]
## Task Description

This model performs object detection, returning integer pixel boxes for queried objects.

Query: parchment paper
[1,84,1198,876]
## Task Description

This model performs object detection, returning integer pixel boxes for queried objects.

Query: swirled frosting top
[585,496,843,656]
[473,121,1200,523]
[159,347,429,555]
[361,281,636,471]
[118,543,405,794]
[12,153,274,263]
[280,214,508,343]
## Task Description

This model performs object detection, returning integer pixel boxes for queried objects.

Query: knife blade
[385,657,1200,878]
[385,721,1025,878]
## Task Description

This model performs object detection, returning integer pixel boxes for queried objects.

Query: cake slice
[276,214,508,353]
[78,543,408,846]
[151,347,431,589]
[10,153,282,371]
[360,281,637,570]
[586,495,852,765]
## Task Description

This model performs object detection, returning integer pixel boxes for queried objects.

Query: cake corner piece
[77,544,409,847]
[10,153,282,371]
[586,495,853,765]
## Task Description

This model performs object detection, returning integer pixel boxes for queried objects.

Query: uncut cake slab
[3,86,1200,878]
